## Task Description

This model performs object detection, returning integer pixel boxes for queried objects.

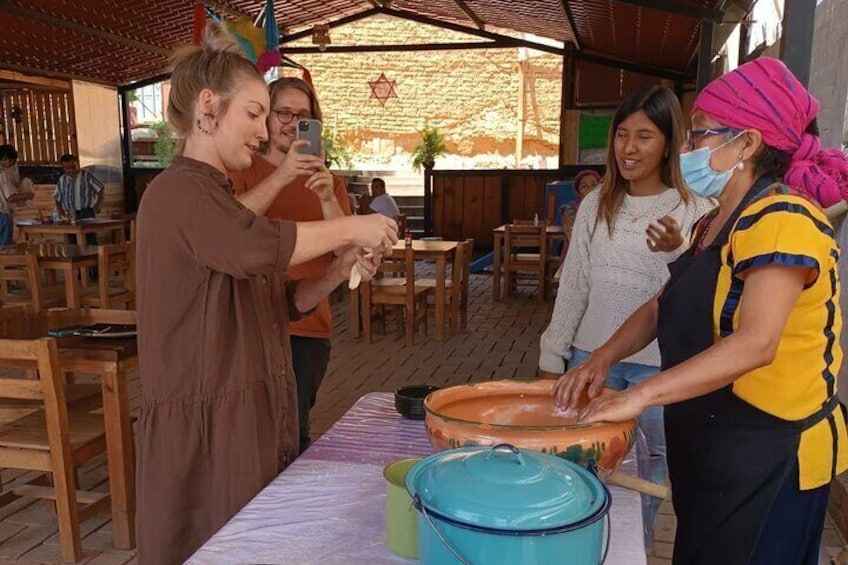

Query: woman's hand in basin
[552,351,611,410]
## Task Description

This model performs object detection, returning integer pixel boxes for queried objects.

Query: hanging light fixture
[312,24,331,51]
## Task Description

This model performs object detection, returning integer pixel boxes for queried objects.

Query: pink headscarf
[692,57,848,207]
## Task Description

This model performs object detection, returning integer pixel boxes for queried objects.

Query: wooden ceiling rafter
[283,38,530,54]
[560,0,583,49]
[0,2,171,56]
[279,7,381,43]
[451,0,485,30]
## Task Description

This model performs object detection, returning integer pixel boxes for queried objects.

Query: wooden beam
[696,20,714,92]
[559,0,583,50]
[0,63,114,87]
[119,73,172,93]
[559,43,578,165]
[364,0,383,7]
[119,90,135,214]
[282,40,528,54]
[377,7,565,56]
[451,0,485,30]
[279,8,382,44]
[577,51,686,81]
[0,3,171,56]
[609,0,724,22]
[0,70,70,90]
[780,0,815,86]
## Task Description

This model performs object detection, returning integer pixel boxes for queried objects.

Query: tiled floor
[0,269,844,563]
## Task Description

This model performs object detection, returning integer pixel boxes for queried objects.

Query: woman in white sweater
[538,86,713,541]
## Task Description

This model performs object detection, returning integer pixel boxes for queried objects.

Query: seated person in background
[0,144,34,245]
[368,177,400,219]
[55,153,103,245]
[560,169,602,238]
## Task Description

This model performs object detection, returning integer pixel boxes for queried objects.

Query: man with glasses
[230,77,352,455]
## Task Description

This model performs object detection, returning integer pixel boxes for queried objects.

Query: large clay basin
[424,380,636,477]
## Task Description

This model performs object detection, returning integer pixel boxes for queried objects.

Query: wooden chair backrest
[0,335,85,560]
[505,223,547,252]
[458,238,474,289]
[0,338,60,401]
[96,242,135,305]
[0,250,46,312]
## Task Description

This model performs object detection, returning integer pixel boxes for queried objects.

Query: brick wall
[280,15,563,168]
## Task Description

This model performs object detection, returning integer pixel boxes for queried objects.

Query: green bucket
[384,457,421,559]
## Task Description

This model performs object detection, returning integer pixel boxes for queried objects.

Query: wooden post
[118,89,135,214]
[780,0,816,86]
[559,42,578,166]
[423,166,433,236]
[516,60,526,168]
[696,20,714,93]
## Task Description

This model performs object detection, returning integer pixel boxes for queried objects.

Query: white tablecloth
[188,393,647,564]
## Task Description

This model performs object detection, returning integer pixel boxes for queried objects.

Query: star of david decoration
[368,72,398,106]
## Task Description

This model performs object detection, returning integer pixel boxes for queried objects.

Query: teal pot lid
[405,444,607,532]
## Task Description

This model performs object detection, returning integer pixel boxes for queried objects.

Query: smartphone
[296,118,323,156]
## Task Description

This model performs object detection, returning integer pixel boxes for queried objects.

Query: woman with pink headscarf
[553,57,848,564]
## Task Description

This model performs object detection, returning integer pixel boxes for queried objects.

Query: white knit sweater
[539,188,716,372]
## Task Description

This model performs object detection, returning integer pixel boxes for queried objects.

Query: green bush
[150,121,177,166]
[322,126,353,170]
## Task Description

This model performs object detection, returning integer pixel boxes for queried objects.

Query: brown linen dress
[135,156,301,565]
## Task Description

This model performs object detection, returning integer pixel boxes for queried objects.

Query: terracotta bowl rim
[423,380,636,432]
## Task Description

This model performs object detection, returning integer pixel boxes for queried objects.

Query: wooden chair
[0,336,109,562]
[420,239,475,332]
[79,243,135,309]
[0,249,66,313]
[504,222,547,300]
[361,245,433,346]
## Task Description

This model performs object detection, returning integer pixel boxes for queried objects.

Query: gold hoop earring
[196,112,218,135]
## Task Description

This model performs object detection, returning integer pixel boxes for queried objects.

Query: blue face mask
[680,136,742,198]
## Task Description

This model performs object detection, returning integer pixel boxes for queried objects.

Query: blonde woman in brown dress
[134,23,397,565]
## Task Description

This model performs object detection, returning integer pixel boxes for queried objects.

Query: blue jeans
[570,347,666,545]
[0,212,12,245]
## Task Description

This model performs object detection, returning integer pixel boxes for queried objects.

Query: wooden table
[0,313,138,549]
[16,218,128,244]
[0,243,99,308]
[349,240,458,342]
[492,224,565,301]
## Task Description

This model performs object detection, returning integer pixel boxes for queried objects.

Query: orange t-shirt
[230,154,352,338]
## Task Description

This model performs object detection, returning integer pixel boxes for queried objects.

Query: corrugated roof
[0,0,746,86]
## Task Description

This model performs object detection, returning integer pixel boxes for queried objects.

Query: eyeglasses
[684,127,734,151]
[272,109,311,125]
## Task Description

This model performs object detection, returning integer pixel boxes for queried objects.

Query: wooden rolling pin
[607,470,670,500]
[825,200,848,222]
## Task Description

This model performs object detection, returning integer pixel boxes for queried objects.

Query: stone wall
[281,14,563,169]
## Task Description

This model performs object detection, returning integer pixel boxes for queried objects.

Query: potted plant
[411,126,446,172]
[150,121,178,166]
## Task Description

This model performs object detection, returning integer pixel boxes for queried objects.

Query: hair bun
[785,147,848,207]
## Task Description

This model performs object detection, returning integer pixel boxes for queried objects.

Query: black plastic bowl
[395,385,441,420]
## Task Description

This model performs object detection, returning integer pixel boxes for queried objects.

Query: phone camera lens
[298,121,308,131]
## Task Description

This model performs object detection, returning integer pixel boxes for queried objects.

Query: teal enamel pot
[405,444,611,565]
